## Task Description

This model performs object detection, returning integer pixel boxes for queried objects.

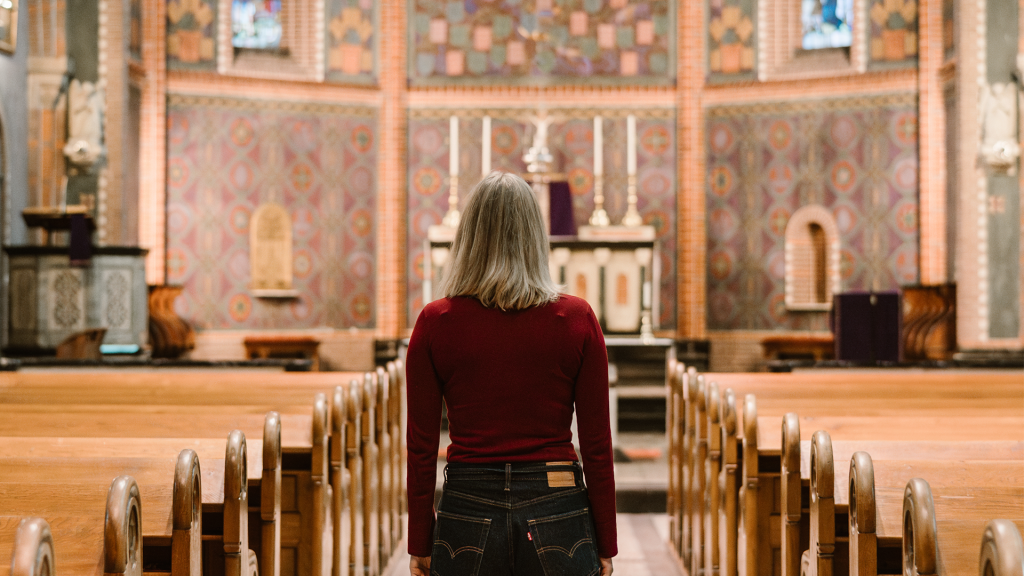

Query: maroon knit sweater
[405,295,618,558]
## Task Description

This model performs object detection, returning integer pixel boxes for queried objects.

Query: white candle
[450,116,459,177]
[593,116,603,176]
[482,116,491,176]
[627,114,636,175]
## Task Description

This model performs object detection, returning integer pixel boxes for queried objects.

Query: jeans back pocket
[528,508,601,576]
[431,511,491,576]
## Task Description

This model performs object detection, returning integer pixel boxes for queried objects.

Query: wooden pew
[0,432,254,576]
[6,518,55,576]
[840,449,1024,576]
[0,367,407,576]
[667,369,1024,576]
[978,520,1024,576]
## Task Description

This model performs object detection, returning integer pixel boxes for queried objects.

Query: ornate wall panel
[868,0,919,66]
[707,0,756,82]
[408,0,674,85]
[326,0,377,83]
[165,95,377,329]
[167,0,217,70]
[407,109,676,329]
[705,94,919,331]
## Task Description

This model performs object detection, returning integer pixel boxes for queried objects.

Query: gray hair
[440,171,561,310]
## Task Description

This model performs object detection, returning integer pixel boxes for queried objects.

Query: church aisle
[383,514,682,576]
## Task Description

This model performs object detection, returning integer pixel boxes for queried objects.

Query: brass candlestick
[442,175,460,228]
[621,174,642,226]
[589,174,610,226]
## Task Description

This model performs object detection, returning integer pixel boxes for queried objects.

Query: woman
[406,172,616,576]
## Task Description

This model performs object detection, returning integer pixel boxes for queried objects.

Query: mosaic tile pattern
[869,0,918,66]
[167,0,217,70]
[165,95,377,329]
[409,0,674,85]
[706,96,920,330]
[707,0,756,82]
[326,0,377,83]
[407,112,677,329]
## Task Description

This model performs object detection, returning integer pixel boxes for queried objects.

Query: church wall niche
[705,94,919,331]
[406,109,677,330]
[408,0,675,86]
[164,94,378,330]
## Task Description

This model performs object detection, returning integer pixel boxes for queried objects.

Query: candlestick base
[441,209,461,229]
[588,208,610,227]
[621,207,643,227]
[639,310,655,344]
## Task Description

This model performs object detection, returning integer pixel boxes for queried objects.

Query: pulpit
[4,245,149,353]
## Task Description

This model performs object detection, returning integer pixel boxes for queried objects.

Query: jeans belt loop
[504,463,511,492]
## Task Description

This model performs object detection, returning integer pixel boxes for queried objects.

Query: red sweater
[405,295,617,558]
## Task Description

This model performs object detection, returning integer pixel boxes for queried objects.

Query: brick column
[918,0,946,284]
[677,0,706,338]
[139,0,167,282]
[376,0,407,337]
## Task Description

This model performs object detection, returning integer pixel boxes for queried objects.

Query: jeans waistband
[444,460,580,475]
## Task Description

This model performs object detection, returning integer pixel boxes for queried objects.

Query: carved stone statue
[63,79,106,168]
[979,81,1020,174]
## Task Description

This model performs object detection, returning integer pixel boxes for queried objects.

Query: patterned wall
[167,0,217,70]
[707,0,756,82]
[326,0,377,83]
[165,95,377,329]
[869,0,919,66]
[407,110,676,329]
[408,0,674,85]
[706,94,920,331]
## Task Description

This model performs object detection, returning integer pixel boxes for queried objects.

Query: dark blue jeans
[430,461,602,576]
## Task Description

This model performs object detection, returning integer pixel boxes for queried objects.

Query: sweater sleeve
[574,305,618,558]
[405,308,444,557]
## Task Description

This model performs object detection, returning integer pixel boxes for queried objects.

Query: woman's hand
[410,555,431,576]
[600,557,613,575]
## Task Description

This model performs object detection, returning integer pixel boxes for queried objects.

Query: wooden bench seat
[664,365,1024,576]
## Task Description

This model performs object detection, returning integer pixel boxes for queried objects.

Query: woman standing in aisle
[406,171,616,576]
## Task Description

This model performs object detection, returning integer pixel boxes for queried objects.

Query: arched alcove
[784,204,841,311]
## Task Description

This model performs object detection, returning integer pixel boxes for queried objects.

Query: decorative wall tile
[409,1,674,85]
[326,0,377,84]
[868,0,918,66]
[166,95,377,329]
[407,110,676,329]
[706,95,920,331]
[167,0,217,70]
[707,0,756,82]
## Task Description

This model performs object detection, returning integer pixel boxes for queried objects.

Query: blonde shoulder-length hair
[440,171,561,310]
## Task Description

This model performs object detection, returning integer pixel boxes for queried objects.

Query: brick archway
[784,204,841,310]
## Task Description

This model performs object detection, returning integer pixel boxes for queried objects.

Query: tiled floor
[383,514,683,576]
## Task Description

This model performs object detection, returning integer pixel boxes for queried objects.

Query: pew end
[805,431,835,576]
[261,413,281,576]
[11,519,55,576]
[223,430,251,576]
[738,393,759,576]
[781,413,802,576]
[848,452,876,576]
[902,478,938,576]
[172,449,202,576]
[719,388,738,576]
[105,476,143,576]
[980,520,1024,576]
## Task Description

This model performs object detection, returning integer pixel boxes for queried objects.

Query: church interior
[0,0,1022,575]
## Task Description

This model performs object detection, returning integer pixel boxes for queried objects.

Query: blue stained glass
[232,0,283,50]
[801,0,853,50]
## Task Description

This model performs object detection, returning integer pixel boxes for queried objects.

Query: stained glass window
[232,0,283,50]
[801,0,853,50]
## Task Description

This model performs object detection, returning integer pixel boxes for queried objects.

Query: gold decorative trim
[706,92,917,117]
[166,93,378,117]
